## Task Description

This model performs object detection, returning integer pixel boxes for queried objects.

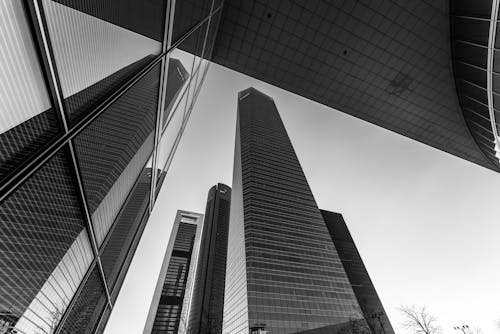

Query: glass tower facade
[144,211,204,334]
[224,88,365,334]
[0,0,221,333]
[320,210,395,334]
[189,183,231,334]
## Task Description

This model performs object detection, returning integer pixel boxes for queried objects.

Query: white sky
[104,62,500,334]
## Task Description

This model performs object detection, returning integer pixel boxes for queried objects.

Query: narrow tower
[188,184,231,334]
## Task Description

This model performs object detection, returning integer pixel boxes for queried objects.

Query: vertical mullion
[26,0,113,320]
[188,0,216,112]
[150,0,176,211]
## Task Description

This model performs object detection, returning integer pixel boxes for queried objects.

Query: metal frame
[151,2,223,200]
[486,0,500,161]
[450,3,500,169]
[0,3,220,204]
[25,2,114,333]
[150,0,176,211]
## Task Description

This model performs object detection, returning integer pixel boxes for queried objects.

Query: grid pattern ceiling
[211,0,500,172]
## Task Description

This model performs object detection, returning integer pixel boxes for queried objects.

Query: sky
[104,62,500,334]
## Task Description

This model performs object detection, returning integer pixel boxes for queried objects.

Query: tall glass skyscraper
[0,1,221,333]
[224,88,366,334]
[143,211,203,334]
[189,183,231,334]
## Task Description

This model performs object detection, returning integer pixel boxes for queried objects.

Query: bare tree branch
[398,305,441,334]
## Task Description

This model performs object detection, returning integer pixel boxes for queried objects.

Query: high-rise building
[224,87,367,334]
[189,183,231,334]
[144,211,204,334]
[0,1,221,333]
[163,59,189,128]
[320,210,394,334]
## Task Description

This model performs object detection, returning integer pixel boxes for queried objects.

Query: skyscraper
[224,87,367,334]
[320,210,395,334]
[189,183,231,334]
[163,59,189,128]
[144,211,204,334]
[0,0,221,333]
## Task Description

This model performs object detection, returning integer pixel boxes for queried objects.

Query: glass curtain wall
[0,0,223,333]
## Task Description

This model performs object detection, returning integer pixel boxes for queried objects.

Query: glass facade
[0,0,221,333]
[224,88,364,334]
[320,210,395,334]
[189,184,231,334]
[144,211,204,334]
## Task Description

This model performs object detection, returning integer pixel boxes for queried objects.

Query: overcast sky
[104,62,500,334]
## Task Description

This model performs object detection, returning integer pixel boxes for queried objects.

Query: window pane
[452,17,489,46]
[57,267,108,334]
[453,0,491,18]
[163,58,190,127]
[0,149,93,333]
[156,21,210,188]
[202,7,222,60]
[0,0,59,182]
[453,41,487,69]
[74,64,160,246]
[100,160,152,290]
[42,0,165,124]
[172,0,212,43]
[454,61,487,87]
[157,81,189,186]
[186,22,209,114]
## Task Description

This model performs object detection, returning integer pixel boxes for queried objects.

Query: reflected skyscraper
[224,88,367,334]
[144,211,203,334]
[189,184,231,334]
[0,0,221,333]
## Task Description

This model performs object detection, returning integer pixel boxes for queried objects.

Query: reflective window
[163,58,189,127]
[453,0,492,19]
[57,267,108,334]
[457,79,488,105]
[202,8,222,60]
[455,62,487,87]
[74,64,161,246]
[0,0,59,182]
[171,0,212,43]
[100,159,152,290]
[0,149,93,333]
[453,40,487,69]
[452,17,489,46]
[42,0,165,124]
[156,24,208,187]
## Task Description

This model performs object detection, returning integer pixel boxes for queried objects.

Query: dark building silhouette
[224,87,366,334]
[188,183,231,334]
[321,210,394,334]
[144,211,203,334]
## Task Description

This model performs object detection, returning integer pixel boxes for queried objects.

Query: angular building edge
[320,210,395,334]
